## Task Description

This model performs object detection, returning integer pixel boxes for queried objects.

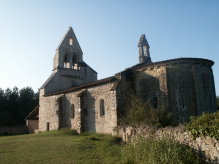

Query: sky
[0,0,218,95]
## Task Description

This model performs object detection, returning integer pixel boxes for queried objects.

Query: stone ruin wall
[113,126,219,163]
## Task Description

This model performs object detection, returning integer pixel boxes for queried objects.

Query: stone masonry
[26,27,217,135]
[113,126,219,163]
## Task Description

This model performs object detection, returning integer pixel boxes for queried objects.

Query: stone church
[26,27,217,134]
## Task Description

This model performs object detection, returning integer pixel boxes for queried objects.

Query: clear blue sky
[0,0,218,95]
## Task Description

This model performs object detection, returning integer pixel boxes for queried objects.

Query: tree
[0,87,38,126]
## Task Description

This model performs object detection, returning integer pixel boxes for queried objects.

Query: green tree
[18,87,38,124]
[0,87,38,126]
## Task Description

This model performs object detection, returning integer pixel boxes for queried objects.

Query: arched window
[72,55,79,69]
[72,57,74,64]
[64,55,68,68]
[100,99,105,116]
[71,104,75,118]
[69,38,74,45]
[72,55,77,64]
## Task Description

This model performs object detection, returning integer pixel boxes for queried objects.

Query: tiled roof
[25,105,39,120]
[45,76,117,96]
[130,57,214,70]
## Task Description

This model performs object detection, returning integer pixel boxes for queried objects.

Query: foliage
[121,95,173,127]
[0,87,38,126]
[122,136,205,164]
[186,111,219,140]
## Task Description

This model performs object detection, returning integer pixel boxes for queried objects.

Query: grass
[0,129,122,164]
[0,129,205,164]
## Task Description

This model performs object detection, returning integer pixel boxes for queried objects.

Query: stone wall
[26,120,39,133]
[39,81,117,134]
[42,27,97,95]
[134,66,169,108]
[116,58,216,125]
[166,63,216,122]
[113,126,219,163]
[0,126,28,135]
[39,91,60,131]
[42,65,97,95]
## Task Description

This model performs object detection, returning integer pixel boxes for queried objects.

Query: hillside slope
[0,130,122,164]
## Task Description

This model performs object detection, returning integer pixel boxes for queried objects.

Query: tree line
[217,96,219,109]
[0,87,38,126]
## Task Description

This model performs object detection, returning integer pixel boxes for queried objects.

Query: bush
[122,136,204,164]
[121,95,173,127]
[186,111,219,140]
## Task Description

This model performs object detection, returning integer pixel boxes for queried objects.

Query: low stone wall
[113,125,219,163]
[0,125,28,135]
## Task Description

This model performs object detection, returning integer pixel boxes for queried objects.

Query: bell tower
[53,27,83,70]
[138,34,152,64]
[40,27,97,94]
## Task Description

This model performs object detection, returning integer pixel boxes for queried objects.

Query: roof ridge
[45,76,117,96]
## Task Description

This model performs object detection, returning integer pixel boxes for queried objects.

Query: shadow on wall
[80,91,96,132]
[56,90,96,133]
[117,70,170,124]
[117,68,202,125]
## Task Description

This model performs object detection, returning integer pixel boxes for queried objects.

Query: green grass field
[0,129,205,164]
[0,130,122,164]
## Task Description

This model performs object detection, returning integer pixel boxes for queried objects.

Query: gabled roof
[25,105,39,120]
[56,27,82,53]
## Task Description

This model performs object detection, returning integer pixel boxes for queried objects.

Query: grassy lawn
[0,129,205,164]
[0,130,122,164]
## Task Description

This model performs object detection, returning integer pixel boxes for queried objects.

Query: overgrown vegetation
[0,129,205,164]
[121,95,173,127]
[0,87,38,126]
[186,111,219,140]
[123,136,204,164]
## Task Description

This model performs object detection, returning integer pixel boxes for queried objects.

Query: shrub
[122,136,204,164]
[186,111,219,140]
[121,95,173,127]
